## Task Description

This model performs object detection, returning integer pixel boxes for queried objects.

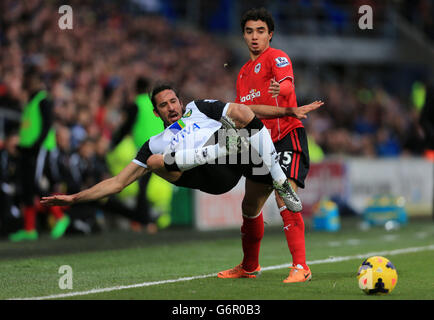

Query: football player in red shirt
[218,8,320,283]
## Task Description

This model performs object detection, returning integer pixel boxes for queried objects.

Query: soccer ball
[357,256,398,295]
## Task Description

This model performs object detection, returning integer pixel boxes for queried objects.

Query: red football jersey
[235,47,303,142]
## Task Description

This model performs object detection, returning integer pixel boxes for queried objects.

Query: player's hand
[268,79,280,98]
[40,194,75,206]
[288,100,324,119]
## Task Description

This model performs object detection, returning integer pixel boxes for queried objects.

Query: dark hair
[150,83,179,110]
[23,65,43,90]
[4,121,19,138]
[240,7,275,40]
[136,77,150,93]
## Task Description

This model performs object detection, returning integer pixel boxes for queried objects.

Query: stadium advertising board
[195,161,346,230]
[346,158,433,216]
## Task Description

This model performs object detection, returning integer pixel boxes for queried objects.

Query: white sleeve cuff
[132,159,147,168]
[277,76,294,84]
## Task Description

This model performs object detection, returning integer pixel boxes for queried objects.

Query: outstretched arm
[247,100,324,119]
[41,162,148,206]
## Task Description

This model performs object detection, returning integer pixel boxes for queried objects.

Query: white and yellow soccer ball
[357,256,398,295]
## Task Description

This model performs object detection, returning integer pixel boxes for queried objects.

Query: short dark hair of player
[150,83,180,110]
[240,7,275,40]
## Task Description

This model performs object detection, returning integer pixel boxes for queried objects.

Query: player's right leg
[9,152,39,242]
[218,178,272,279]
[166,116,302,212]
[223,105,302,212]
[274,128,311,282]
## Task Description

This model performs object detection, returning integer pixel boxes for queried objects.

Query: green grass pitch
[0,218,433,301]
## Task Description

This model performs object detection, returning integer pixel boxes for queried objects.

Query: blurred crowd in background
[0,0,432,238]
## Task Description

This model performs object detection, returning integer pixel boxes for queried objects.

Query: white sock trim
[279,206,287,213]
[242,211,263,219]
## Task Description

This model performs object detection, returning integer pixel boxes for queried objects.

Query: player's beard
[163,107,186,128]
[249,42,267,57]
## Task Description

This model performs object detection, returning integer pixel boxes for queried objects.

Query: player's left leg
[167,104,302,212]
[276,183,311,283]
[218,178,272,279]
[49,205,70,239]
[274,128,311,283]
[224,105,302,213]
[9,151,39,242]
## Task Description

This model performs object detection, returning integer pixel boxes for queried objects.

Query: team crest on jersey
[182,109,192,118]
[254,63,261,74]
[275,57,290,68]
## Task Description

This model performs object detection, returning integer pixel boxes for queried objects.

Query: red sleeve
[278,78,294,97]
[270,50,294,84]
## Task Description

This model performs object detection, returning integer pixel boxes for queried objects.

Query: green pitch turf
[0,218,433,301]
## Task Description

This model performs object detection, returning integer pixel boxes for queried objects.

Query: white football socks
[173,143,227,171]
[248,125,287,184]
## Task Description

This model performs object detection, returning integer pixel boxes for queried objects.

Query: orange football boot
[217,263,261,279]
[283,265,312,283]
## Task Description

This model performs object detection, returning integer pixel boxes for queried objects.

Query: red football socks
[23,206,36,231]
[280,207,308,270]
[49,205,64,219]
[241,211,264,272]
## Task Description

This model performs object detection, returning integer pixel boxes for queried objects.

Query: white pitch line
[10,244,434,300]
[261,244,434,271]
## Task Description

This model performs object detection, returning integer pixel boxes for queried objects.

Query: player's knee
[227,103,254,128]
[241,199,261,217]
